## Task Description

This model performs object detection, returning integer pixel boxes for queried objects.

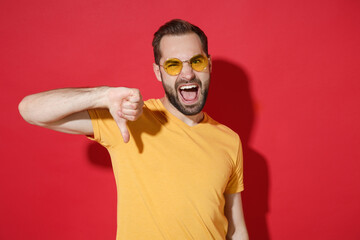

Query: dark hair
[152,19,208,64]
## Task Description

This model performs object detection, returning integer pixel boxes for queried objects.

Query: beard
[161,74,210,116]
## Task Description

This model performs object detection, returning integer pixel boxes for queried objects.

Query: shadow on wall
[87,142,112,168]
[87,59,270,239]
[204,59,270,240]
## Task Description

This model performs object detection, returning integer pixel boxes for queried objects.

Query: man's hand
[107,87,143,143]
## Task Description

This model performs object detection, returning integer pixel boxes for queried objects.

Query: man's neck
[160,97,204,127]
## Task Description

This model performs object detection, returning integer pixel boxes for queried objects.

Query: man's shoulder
[130,99,167,125]
[203,113,240,141]
[143,98,162,111]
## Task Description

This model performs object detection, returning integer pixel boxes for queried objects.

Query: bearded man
[19,19,249,240]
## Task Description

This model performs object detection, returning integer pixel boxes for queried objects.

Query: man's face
[154,33,211,116]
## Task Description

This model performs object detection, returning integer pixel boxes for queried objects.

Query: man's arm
[225,192,249,240]
[18,86,143,142]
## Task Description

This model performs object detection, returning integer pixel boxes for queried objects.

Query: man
[19,19,249,240]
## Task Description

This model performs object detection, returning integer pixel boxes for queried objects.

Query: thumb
[116,117,130,143]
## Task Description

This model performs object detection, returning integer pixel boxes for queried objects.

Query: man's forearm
[18,87,109,126]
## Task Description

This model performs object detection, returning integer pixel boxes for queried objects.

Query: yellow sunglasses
[160,54,210,76]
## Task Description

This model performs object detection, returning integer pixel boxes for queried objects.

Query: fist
[107,87,143,143]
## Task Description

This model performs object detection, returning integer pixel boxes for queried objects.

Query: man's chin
[176,99,205,116]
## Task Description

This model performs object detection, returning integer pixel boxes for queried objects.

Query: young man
[19,19,249,240]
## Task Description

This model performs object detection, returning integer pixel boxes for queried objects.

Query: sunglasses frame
[159,54,211,76]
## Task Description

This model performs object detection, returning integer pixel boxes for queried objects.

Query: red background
[1,0,360,239]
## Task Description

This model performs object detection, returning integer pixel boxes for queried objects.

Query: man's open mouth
[178,84,200,104]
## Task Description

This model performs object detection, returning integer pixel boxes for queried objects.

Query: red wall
[1,0,359,239]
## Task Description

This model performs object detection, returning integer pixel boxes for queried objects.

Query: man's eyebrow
[165,59,181,64]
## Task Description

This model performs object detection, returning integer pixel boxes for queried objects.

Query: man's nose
[179,62,195,80]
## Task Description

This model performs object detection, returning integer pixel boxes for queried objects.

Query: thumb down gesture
[107,87,143,143]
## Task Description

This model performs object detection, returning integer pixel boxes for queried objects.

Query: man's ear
[208,55,212,73]
[153,63,162,82]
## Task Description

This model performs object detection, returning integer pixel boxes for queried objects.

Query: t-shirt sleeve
[224,137,244,194]
[87,109,120,148]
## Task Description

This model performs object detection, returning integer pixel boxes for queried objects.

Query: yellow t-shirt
[88,99,244,240]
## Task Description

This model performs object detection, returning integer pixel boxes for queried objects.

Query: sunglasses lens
[164,59,182,76]
[162,55,209,76]
[190,55,208,72]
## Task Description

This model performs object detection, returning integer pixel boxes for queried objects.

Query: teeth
[180,85,197,90]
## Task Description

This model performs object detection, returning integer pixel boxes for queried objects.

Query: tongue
[180,89,197,101]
